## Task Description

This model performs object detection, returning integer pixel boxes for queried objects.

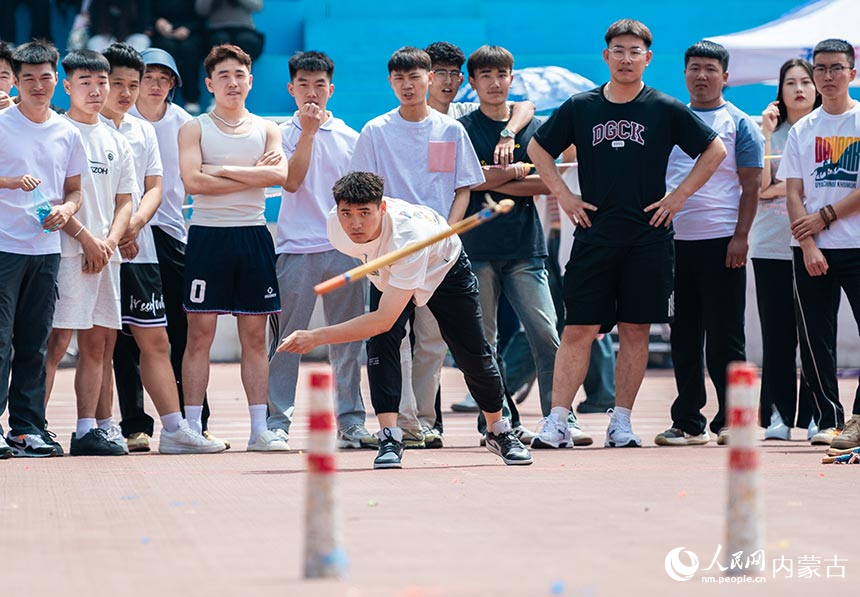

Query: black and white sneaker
[486,424,533,466]
[7,433,57,458]
[70,428,127,456]
[373,428,403,470]
[0,435,11,460]
[42,428,64,456]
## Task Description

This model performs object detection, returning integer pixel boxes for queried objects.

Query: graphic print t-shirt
[778,103,860,249]
[533,84,717,246]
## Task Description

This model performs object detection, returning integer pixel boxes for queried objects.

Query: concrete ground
[2,364,857,596]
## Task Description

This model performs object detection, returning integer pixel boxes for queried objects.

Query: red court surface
[2,364,857,596]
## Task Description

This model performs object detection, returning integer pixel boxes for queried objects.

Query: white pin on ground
[303,370,347,579]
[725,362,764,576]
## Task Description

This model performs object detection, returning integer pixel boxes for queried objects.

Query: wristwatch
[500,128,515,139]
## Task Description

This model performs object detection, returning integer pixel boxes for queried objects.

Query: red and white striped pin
[725,362,764,576]
[303,370,347,579]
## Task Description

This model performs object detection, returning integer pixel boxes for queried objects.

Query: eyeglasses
[812,64,849,76]
[432,69,463,81]
[608,46,648,61]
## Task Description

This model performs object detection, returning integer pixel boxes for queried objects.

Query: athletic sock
[185,406,204,434]
[160,411,183,433]
[613,406,632,420]
[491,418,511,436]
[551,406,570,421]
[379,427,403,442]
[249,404,268,442]
[76,418,96,438]
[97,417,113,430]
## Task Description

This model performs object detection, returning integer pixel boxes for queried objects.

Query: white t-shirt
[750,122,792,260]
[100,113,163,264]
[276,112,358,254]
[348,108,484,218]
[62,116,138,262]
[447,102,480,119]
[666,102,764,241]
[326,197,461,307]
[778,103,860,249]
[0,106,88,256]
[129,103,192,243]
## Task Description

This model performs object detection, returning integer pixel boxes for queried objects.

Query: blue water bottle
[33,186,53,233]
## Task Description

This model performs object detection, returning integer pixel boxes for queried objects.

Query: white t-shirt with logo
[276,112,358,254]
[778,103,860,249]
[0,106,88,255]
[349,108,484,218]
[130,103,192,243]
[666,102,764,241]
[326,197,461,307]
[62,116,138,262]
[100,113,163,264]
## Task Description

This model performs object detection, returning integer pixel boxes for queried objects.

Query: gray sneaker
[421,425,443,449]
[402,428,426,449]
[337,424,374,449]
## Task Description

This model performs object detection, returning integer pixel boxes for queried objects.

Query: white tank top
[190,112,268,227]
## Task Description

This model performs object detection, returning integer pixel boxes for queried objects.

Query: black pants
[0,252,58,436]
[367,251,505,417]
[207,27,264,61]
[670,237,746,435]
[793,247,860,428]
[150,34,202,104]
[752,258,813,428]
[114,227,210,435]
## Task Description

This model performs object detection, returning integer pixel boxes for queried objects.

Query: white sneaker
[160,421,227,454]
[512,425,537,444]
[568,417,594,446]
[604,410,641,448]
[105,423,129,454]
[247,428,291,452]
[807,419,820,441]
[764,409,791,440]
[531,413,572,449]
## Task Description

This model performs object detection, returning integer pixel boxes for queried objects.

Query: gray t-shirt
[749,122,791,260]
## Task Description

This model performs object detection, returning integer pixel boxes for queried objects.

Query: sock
[160,411,183,433]
[97,417,113,430]
[551,406,570,421]
[613,406,631,420]
[185,406,204,434]
[76,418,96,438]
[249,404,268,442]
[491,418,511,436]
[379,426,403,442]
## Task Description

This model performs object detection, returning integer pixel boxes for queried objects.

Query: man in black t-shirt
[528,18,726,449]
[457,45,593,448]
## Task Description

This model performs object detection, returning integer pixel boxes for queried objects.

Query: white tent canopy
[709,0,860,86]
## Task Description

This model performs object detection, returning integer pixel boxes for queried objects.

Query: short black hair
[102,42,145,79]
[685,40,729,71]
[333,171,384,206]
[62,49,110,78]
[11,39,59,77]
[0,41,12,69]
[604,19,653,49]
[466,45,514,78]
[424,41,465,68]
[813,38,855,69]
[387,46,431,74]
[288,50,334,80]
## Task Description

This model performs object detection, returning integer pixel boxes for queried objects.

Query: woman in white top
[750,59,820,440]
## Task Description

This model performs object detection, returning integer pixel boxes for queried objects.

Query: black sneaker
[70,428,127,456]
[42,428,64,457]
[7,433,57,458]
[485,429,533,465]
[0,436,11,460]
[373,429,403,470]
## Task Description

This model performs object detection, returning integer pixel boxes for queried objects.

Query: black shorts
[562,240,674,328]
[120,262,167,331]
[183,225,280,315]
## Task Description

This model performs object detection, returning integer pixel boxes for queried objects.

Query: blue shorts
[183,225,280,315]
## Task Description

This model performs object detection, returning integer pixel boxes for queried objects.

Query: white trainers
[247,428,291,452]
[531,413,572,449]
[160,421,227,454]
[807,419,820,441]
[105,423,129,454]
[764,409,791,440]
[512,425,537,445]
[568,417,594,446]
[604,410,642,448]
